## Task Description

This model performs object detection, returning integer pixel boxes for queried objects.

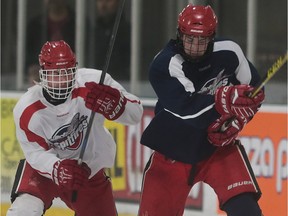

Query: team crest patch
[48,113,88,150]
[198,69,230,95]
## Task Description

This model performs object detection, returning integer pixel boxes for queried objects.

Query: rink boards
[1,92,287,216]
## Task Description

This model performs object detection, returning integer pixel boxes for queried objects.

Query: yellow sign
[104,121,127,190]
[1,98,25,194]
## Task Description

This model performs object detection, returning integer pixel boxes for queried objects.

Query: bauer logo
[56,61,69,66]
[227,180,253,190]
[48,113,88,150]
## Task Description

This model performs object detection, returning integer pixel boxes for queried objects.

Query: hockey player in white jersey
[7,40,143,216]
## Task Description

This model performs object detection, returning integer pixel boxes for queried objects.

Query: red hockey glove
[52,159,91,190]
[207,114,247,147]
[215,85,264,118]
[85,82,127,120]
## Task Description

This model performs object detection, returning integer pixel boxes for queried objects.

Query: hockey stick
[220,52,288,131]
[71,0,126,202]
[249,52,288,98]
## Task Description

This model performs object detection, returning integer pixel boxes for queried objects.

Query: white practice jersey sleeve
[13,68,143,180]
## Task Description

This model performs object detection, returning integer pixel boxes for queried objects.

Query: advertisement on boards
[1,94,287,216]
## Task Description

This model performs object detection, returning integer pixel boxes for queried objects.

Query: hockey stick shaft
[249,52,288,98]
[220,52,288,131]
[99,0,126,84]
[71,0,126,202]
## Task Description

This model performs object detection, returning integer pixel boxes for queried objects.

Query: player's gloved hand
[85,82,127,120]
[215,85,264,118]
[207,114,247,147]
[52,159,91,190]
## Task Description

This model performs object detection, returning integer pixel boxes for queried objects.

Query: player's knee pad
[222,193,262,216]
[6,193,44,216]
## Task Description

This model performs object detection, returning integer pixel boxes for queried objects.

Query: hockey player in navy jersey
[7,40,143,216]
[139,4,264,216]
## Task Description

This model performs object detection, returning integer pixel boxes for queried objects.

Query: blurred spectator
[26,0,75,84]
[27,64,41,86]
[91,0,131,80]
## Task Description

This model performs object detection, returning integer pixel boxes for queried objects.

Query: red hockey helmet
[38,41,77,100]
[39,40,76,69]
[178,4,217,37]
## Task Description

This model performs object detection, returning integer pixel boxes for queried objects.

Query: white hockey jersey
[13,68,143,179]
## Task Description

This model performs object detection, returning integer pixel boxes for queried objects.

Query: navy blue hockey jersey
[141,39,262,164]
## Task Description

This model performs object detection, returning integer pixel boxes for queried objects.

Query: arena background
[1,0,287,215]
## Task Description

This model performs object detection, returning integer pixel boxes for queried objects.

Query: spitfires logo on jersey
[198,69,230,95]
[48,113,88,150]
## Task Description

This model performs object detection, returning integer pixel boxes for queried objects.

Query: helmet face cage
[39,66,77,100]
[181,34,211,59]
[38,40,77,100]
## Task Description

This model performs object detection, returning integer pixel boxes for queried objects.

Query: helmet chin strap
[42,89,67,105]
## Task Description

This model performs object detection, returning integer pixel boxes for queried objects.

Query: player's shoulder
[150,40,182,72]
[76,68,102,84]
[76,67,113,86]
[155,39,179,60]
[76,68,100,86]
[213,38,243,54]
[76,68,102,79]
[13,85,43,117]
